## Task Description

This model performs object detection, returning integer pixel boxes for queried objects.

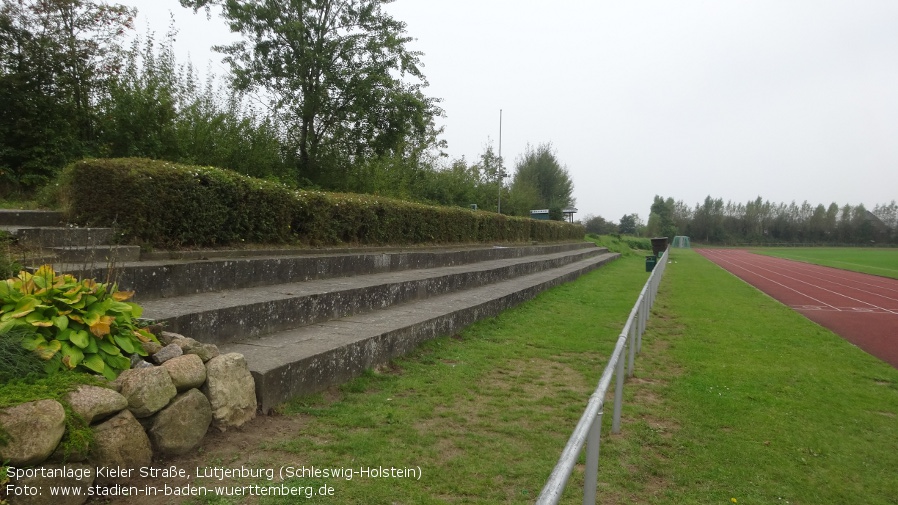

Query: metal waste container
[645,255,657,272]
[650,237,668,257]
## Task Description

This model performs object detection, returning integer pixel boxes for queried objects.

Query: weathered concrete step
[48,245,141,263]
[141,248,612,345]
[60,242,601,301]
[8,226,115,247]
[0,209,64,227]
[222,252,620,412]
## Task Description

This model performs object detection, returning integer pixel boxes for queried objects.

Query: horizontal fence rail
[536,247,670,505]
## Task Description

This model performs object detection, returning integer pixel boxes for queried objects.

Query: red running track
[697,249,898,369]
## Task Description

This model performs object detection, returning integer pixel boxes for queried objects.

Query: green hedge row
[61,158,584,248]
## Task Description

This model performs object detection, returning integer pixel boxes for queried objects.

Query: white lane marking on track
[748,254,898,298]
[775,256,898,275]
[710,251,898,315]
[758,259,898,313]
[699,251,842,311]
[791,305,896,314]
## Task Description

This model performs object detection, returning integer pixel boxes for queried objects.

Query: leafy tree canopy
[0,0,134,188]
[507,142,574,218]
[178,0,444,189]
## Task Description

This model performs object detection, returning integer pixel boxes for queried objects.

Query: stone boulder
[158,331,219,361]
[172,336,220,362]
[63,385,128,424]
[117,366,177,418]
[161,354,207,391]
[202,353,257,430]
[0,399,65,466]
[152,342,183,364]
[146,389,212,456]
[141,340,163,355]
[158,331,185,345]
[11,463,94,505]
[89,410,152,486]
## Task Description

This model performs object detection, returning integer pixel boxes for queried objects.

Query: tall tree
[583,214,617,235]
[179,0,443,189]
[646,195,678,239]
[618,213,640,235]
[506,143,574,218]
[0,0,133,188]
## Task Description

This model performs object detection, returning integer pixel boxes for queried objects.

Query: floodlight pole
[497,109,504,214]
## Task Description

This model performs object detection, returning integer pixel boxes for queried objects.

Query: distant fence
[535,247,670,505]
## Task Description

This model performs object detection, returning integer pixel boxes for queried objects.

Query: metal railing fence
[536,247,670,505]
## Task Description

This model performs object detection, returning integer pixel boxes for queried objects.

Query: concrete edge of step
[228,253,619,412]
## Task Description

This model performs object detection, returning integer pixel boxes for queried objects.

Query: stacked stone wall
[0,332,257,505]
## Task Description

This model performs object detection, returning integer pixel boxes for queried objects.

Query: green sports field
[33,243,897,505]
[751,247,898,279]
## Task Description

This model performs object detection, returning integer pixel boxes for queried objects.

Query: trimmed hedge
[61,158,584,248]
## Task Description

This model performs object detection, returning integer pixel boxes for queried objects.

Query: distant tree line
[582,213,643,236]
[645,195,897,245]
[0,0,575,219]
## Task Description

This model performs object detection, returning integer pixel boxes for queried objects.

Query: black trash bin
[650,237,668,257]
[645,255,657,272]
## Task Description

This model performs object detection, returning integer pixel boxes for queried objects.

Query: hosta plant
[0,265,158,379]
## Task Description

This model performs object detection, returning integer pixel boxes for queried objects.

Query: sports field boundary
[536,247,670,504]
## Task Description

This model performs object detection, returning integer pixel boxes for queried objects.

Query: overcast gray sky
[127,0,898,223]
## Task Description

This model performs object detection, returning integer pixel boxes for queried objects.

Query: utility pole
[497,109,505,214]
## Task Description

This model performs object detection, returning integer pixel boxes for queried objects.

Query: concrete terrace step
[6,226,115,247]
[140,246,612,345]
[221,252,619,412]
[0,210,64,227]
[58,242,599,301]
[46,245,141,263]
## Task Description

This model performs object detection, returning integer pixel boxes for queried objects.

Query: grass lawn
[15,241,897,505]
[601,249,898,504]
[751,247,898,279]
[170,252,652,505]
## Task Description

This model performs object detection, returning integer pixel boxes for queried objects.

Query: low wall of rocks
[0,332,257,505]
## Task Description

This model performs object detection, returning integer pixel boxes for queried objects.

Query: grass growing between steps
[597,250,898,505]
[202,254,649,505]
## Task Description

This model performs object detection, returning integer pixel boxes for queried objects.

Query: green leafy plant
[0,265,157,379]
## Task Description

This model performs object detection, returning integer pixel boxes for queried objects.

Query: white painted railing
[536,247,670,504]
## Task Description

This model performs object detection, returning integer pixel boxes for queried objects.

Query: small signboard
[530,209,550,220]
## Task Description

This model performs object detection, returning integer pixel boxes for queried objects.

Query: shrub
[0,266,157,380]
[60,158,585,247]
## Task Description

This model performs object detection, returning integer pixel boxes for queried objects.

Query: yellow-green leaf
[60,342,84,369]
[98,340,121,355]
[35,339,61,360]
[70,330,90,349]
[53,315,69,330]
[112,290,134,302]
[10,296,38,318]
[81,354,105,373]
[113,334,135,354]
[82,311,100,327]
[0,280,11,298]
[100,365,117,380]
[109,301,133,313]
[0,318,22,333]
